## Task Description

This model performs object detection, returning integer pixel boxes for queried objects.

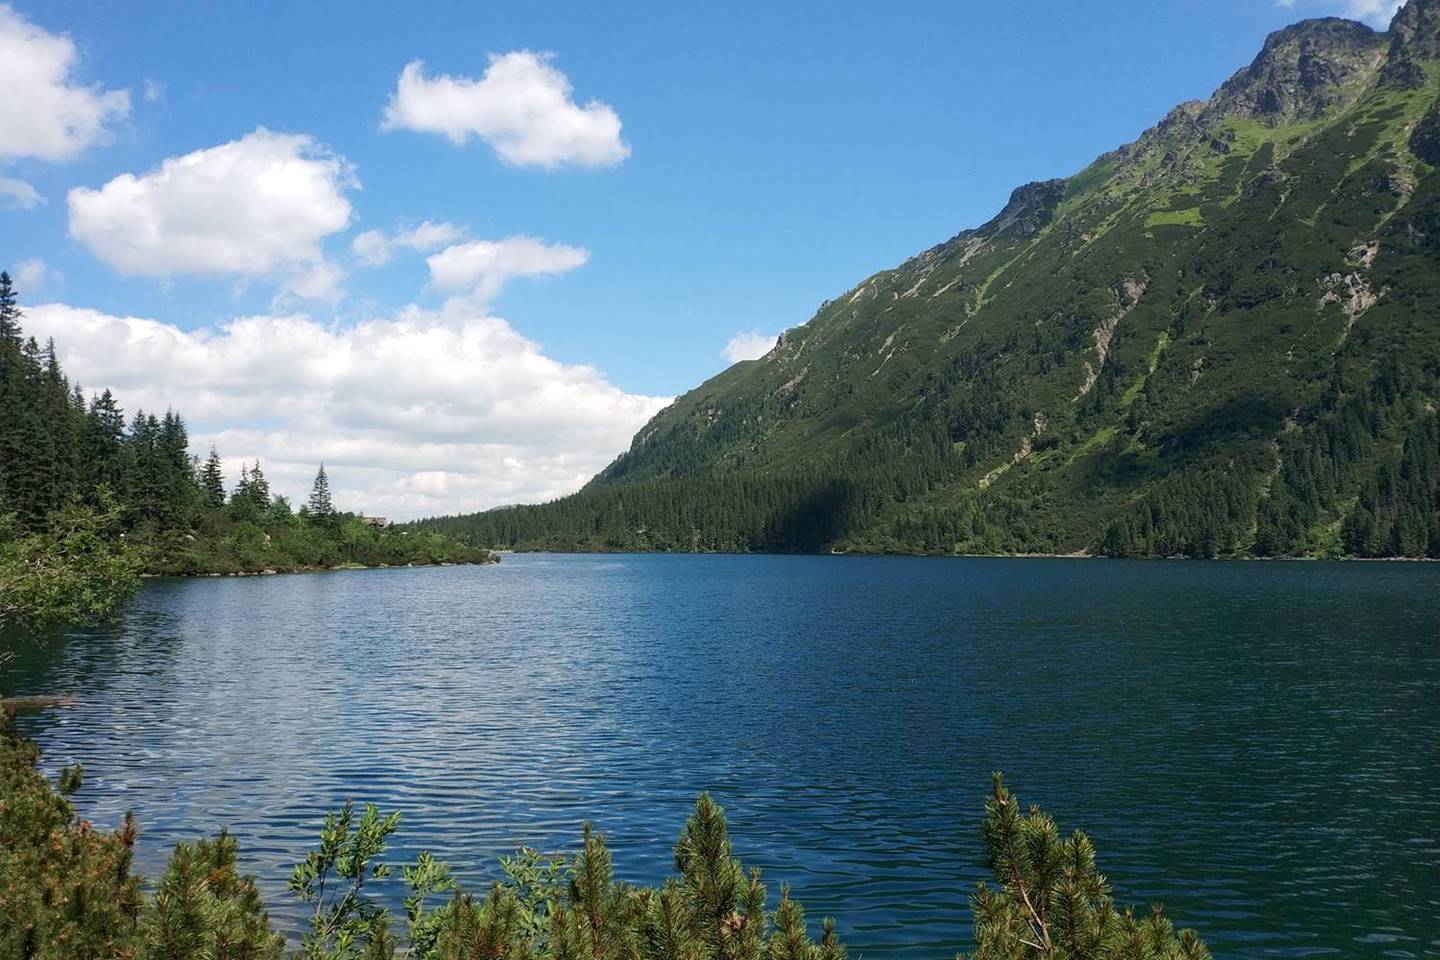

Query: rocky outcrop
[1207,18,1388,125]
[1382,0,1440,87]
[1320,270,1383,344]
[1077,275,1149,399]
[981,180,1067,238]
[921,180,1068,277]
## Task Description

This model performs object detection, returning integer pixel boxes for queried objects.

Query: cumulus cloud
[0,4,129,162]
[381,52,629,169]
[0,173,42,209]
[722,330,777,364]
[426,236,589,301]
[22,299,670,519]
[352,220,464,266]
[68,128,355,301]
[1274,0,1404,26]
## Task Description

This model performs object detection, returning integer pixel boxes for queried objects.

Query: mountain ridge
[420,1,1440,558]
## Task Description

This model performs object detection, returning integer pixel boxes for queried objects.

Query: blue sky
[0,0,1406,516]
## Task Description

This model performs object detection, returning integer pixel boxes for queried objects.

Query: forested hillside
[0,273,490,589]
[421,1,1440,558]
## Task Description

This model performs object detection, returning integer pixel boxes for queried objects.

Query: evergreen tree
[83,389,127,493]
[229,461,273,523]
[307,463,335,523]
[965,774,1209,960]
[199,448,226,509]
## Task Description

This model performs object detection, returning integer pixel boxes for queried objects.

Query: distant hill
[420,0,1440,558]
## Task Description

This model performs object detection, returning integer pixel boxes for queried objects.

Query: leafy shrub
[0,492,143,629]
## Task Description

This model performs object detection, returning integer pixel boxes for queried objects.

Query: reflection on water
[4,556,1437,958]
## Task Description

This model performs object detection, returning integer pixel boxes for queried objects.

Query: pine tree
[675,792,744,957]
[84,389,127,493]
[307,463,335,523]
[156,409,198,527]
[228,461,272,523]
[199,448,226,509]
[0,273,19,514]
[964,774,1209,960]
[247,461,270,506]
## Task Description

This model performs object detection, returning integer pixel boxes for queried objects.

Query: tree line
[0,270,490,623]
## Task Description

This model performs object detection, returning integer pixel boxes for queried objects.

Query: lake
[4,555,1437,958]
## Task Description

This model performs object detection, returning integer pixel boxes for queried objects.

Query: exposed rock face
[1208,18,1388,124]
[1383,0,1440,86]
[986,180,1067,237]
[1077,275,1150,399]
[922,179,1068,272]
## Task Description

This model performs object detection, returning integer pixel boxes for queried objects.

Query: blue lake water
[4,555,1437,958]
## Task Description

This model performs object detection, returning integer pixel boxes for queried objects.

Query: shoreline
[489,546,1437,562]
[139,555,501,579]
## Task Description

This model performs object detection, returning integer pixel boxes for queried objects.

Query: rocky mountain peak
[981,179,1067,238]
[1208,17,1388,124]
[1382,0,1440,87]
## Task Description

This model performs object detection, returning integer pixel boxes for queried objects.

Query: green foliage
[289,801,404,960]
[0,491,144,628]
[500,847,568,944]
[141,830,286,960]
[0,714,1209,960]
[200,448,228,510]
[0,710,142,960]
[965,774,1209,960]
[307,465,338,528]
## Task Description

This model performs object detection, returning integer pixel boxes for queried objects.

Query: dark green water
[4,556,1437,958]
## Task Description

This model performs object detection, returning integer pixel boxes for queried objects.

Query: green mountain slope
[422,1,1440,558]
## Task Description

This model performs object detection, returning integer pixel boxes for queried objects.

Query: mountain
[421,1,1440,558]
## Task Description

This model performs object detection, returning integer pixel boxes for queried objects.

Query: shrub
[0,492,144,629]
[0,714,1208,960]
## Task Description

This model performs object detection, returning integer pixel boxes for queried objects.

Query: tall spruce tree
[246,461,270,506]
[307,464,335,523]
[0,272,17,515]
[83,389,127,494]
[198,448,226,509]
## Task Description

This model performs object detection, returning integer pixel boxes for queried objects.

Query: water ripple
[3,556,1437,959]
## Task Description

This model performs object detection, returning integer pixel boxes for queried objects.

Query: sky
[0,0,1408,518]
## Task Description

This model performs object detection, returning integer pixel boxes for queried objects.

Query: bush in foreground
[0,493,143,630]
[0,713,1207,960]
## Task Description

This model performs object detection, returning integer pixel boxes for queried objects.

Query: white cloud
[279,259,346,306]
[0,4,129,162]
[723,330,777,364]
[352,220,464,266]
[14,257,59,293]
[67,128,356,302]
[143,78,164,103]
[0,173,42,209]
[426,236,589,301]
[381,52,630,169]
[1274,0,1403,26]
[22,299,670,519]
